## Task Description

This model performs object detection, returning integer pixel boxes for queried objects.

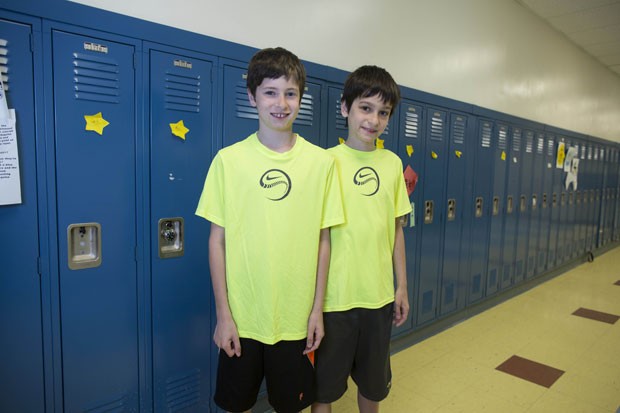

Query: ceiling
[515,0,620,77]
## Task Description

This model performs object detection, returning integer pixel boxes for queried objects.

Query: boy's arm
[209,222,241,357]
[393,217,410,327]
[305,227,330,354]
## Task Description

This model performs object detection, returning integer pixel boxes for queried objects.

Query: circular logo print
[259,169,292,201]
[353,167,380,196]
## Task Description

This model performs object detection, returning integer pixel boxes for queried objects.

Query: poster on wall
[0,78,21,206]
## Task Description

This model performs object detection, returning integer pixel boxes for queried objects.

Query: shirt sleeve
[320,157,345,229]
[195,152,226,227]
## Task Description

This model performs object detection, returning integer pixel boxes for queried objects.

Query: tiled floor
[309,246,620,412]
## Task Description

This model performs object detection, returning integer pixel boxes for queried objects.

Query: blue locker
[584,144,595,252]
[393,100,424,336]
[603,148,615,245]
[51,29,140,411]
[538,136,555,273]
[486,122,509,295]
[221,63,322,148]
[566,142,579,258]
[612,149,620,242]
[499,126,520,290]
[0,16,45,413]
[515,129,533,282]
[576,144,588,255]
[547,136,561,269]
[593,146,604,249]
[149,48,214,412]
[467,119,493,303]
[416,107,448,325]
[556,138,570,265]
[527,133,545,278]
[325,86,397,150]
[439,113,470,316]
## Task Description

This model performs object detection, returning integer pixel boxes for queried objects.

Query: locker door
[52,30,139,411]
[612,149,620,241]
[556,138,569,264]
[392,100,424,336]
[537,137,554,272]
[594,146,604,249]
[499,126,520,290]
[584,144,595,252]
[439,113,469,316]
[149,49,213,412]
[576,144,588,254]
[221,64,321,148]
[487,123,508,295]
[566,142,579,258]
[515,130,533,282]
[527,133,544,278]
[325,86,397,150]
[416,107,448,325]
[468,119,493,303]
[547,136,561,269]
[0,17,45,413]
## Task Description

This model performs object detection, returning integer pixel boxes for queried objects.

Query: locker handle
[506,196,513,214]
[520,195,526,212]
[493,196,499,216]
[475,197,483,218]
[158,217,184,258]
[424,200,434,224]
[542,193,548,209]
[552,193,557,208]
[67,223,102,270]
[447,199,456,221]
[531,194,537,210]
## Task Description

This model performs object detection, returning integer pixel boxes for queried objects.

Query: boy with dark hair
[312,65,412,413]
[196,47,343,413]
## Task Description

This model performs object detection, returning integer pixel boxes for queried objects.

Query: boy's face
[342,94,392,149]
[248,76,301,134]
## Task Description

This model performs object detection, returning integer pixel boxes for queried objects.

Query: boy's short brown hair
[341,65,401,117]
[246,47,306,101]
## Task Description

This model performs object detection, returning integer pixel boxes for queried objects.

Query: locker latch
[531,194,537,210]
[67,223,102,270]
[475,197,483,218]
[424,200,434,224]
[493,196,500,216]
[158,217,184,258]
[506,196,513,214]
[520,195,526,212]
[447,199,456,221]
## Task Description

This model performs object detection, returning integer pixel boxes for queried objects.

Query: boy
[312,66,412,413]
[196,47,343,413]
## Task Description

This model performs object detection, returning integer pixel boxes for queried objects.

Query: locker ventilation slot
[452,115,466,144]
[83,392,133,413]
[235,80,258,120]
[587,146,592,160]
[294,91,314,127]
[512,128,521,151]
[72,52,120,103]
[480,122,491,148]
[594,147,598,161]
[0,38,8,91]
[537,136,544,154]
[547,139,554,156]
[404,107,419,138]
[166,369,201,412]
[334,99,347,130]
[429,111,444,141]
[165,72,201,113]
[497,126,507,150]
[525,132,534,153]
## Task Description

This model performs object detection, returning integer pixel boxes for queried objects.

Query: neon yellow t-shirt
[325,143,412,312]
[196,133,344,344]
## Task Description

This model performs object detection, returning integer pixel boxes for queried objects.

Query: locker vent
[166,369,201,412]
[429,111,444,141]
[334,99,347,130]
[472,274,481,294]
[547,139,554,156]
[0,38,8,91]
[72,52,120,103]
[525,132,534,153]
[83,391,135,413]
[512,128,521,151]
[489,269,497,287]
[452,115,466,144]
[480,122,492,148]
[537,136,544,154]
[404,107,419,138]
[497,125,507,150]
[587,146,592,160]
[165,71,201,113]
[235,80,259,120]
[294,92,314,127]
[599,148,604,160]
[421,290,433,314]
[594,147,599,161]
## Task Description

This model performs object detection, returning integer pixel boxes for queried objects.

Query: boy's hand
[214,318,241,357]
[393,286,410,327]
[304,310,324,354]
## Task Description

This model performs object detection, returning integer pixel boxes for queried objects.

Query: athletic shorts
[315,302,394,403]
[214,338,316,413]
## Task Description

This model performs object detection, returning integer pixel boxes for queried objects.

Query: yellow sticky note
[455,150,462,158]
[170,120,189,140]
[338,137,345,145]
[431,151,438,159]
[406,145,414,157]
[84,112,109,135]
[376,138,384,149]
[501,151,506,161]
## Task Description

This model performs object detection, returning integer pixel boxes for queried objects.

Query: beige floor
[310,246,620,413]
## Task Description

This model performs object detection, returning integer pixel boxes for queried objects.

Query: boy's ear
[340,101,349,118]
[247,88,257,107]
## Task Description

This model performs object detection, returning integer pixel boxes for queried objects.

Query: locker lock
[158,217,184,258]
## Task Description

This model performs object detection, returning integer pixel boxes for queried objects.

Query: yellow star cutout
[84,112,109,135]
[170,120,189,140]
[406,145,414,157]
[501,150,507,161]
[431,151,438,159]
[455,150,463,158]
[338,137,345,145]
[376,138,385,149]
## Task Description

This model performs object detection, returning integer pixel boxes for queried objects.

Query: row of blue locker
[1,5,620,413]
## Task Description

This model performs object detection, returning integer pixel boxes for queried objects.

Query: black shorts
[315,302,394,403]
[214,338,316,413]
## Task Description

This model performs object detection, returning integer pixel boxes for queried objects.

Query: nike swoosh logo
[265,175,281,181]
[359,172,372,178]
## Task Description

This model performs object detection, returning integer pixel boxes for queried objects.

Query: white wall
[70,0,620,142]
